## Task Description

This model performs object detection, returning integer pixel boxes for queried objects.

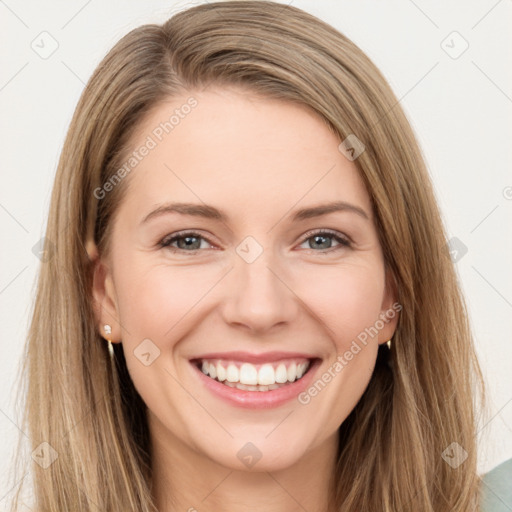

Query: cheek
[111,258,218,419]
[114,254,386,354]
[292,262,385,348]
[113,257,219,341]
[295,266,384,416]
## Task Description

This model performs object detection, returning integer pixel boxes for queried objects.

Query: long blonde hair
[9,1,484,510]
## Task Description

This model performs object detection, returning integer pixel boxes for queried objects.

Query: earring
[103,324,114,359]
[386,338,393,370]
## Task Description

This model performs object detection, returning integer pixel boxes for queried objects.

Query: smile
[189,351,321,409]
[196,358,311,391]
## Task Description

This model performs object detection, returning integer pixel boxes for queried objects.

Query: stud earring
[386,339,392,349]
[103,324,114,359]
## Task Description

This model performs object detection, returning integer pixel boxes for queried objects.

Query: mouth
[191,357,313,391]
[189,353,321,409]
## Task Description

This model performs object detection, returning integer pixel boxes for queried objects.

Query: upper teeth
[200,359,310,386]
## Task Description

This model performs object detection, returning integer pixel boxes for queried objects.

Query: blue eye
[160,232,212,252]
[159,229,351,254]
[299,230,351,252]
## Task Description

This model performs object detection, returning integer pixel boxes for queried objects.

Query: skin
[91,86,398,512]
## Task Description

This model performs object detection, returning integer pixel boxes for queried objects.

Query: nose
[220,246,301,334]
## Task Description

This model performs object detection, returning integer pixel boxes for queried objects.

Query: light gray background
[1,0,511,504]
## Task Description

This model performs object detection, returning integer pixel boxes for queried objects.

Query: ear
[377,268,400,345]
[89,241,122,343]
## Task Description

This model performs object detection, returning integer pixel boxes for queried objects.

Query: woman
[9,1,492,510]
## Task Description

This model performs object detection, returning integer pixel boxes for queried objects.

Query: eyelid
[299,228,352,246]
[159,230,218,250]
[159,228,352,254]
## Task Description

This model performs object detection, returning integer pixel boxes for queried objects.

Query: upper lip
[190,351,319,364]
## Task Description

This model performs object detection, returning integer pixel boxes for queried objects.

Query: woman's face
[93,86,398,471]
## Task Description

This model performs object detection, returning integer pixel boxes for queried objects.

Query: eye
[159,229,352,254]
[159,231,215,252]
[298,229,351,252]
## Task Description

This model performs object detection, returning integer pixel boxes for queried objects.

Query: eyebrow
[141,200,370,225]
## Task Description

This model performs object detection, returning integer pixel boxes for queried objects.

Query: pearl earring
[103,324,114,358]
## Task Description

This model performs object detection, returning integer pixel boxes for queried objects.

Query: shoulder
[480,458,512,512]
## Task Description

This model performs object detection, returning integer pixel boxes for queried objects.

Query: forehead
[117,87,372,221]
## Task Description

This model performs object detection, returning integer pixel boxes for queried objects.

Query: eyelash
[159,229,352,254]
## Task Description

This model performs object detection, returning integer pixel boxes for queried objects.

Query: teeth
[240,363,258,385]
[275,364,288,384]
[229,382,277,392]
[198,358,312,388]
[216,362,226,381]
[287,362,297,382]
[226,364,239,383]
[258,364,275,385]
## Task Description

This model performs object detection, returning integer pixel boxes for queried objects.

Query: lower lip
[190,359,321,409]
